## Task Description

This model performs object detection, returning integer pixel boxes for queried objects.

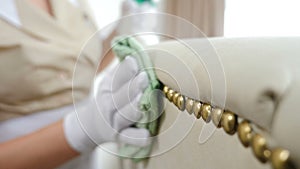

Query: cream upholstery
[121,37,300,169]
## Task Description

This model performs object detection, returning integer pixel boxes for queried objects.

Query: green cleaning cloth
[111,36,162,162]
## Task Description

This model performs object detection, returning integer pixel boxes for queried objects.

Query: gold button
[201,104,212,123]
[172,92,180,107]
[185,98,194,115]
[237,120,252,147]
[211,108,223,128]
[251,133,271,163]
[167,89,175,101]
[177,95,185,111]
[271,148,296,169]
[193,101,202,119]
[221,111,237,135]
[163,85,169,97]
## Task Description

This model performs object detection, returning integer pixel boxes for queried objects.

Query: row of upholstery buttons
[163,85,296,169]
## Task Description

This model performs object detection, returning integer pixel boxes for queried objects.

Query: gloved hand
[63,57,150,153]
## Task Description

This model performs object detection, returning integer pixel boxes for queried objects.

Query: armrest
[145,37,300,167]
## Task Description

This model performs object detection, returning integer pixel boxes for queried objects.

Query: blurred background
[89,0,300,39]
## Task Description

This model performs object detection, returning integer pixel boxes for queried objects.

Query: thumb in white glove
[63,57,151,153]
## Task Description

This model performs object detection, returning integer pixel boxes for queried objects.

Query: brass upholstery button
[271,148,296,169]
[193,101,202,119]
[201,104,212,123]
[251,133,271,163]
[172,92,180,107]
[211,108,223,128]
[177,95,185,111]
[221,111,237,135]
[163,86,169,97]
[167,89,175,102]
[185,98,194,115]
[237,120,253,147]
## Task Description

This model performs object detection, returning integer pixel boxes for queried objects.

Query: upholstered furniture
[121,37,300,169]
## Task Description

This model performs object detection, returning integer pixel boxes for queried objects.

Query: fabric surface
[111,36,162,162]
[0,0,101,121]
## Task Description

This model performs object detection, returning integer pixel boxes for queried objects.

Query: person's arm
[0,57,150,169]
[0,120,78,169]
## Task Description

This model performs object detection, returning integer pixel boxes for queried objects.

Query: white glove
[63,57,150,153]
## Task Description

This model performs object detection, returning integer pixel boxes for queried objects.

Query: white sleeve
[0,0,21,27]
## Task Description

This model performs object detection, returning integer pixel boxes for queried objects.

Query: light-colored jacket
[0,0,102,121]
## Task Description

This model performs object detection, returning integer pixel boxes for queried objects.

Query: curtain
[159,0,225,37]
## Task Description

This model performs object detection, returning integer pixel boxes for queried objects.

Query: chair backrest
[121,37,300,169]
